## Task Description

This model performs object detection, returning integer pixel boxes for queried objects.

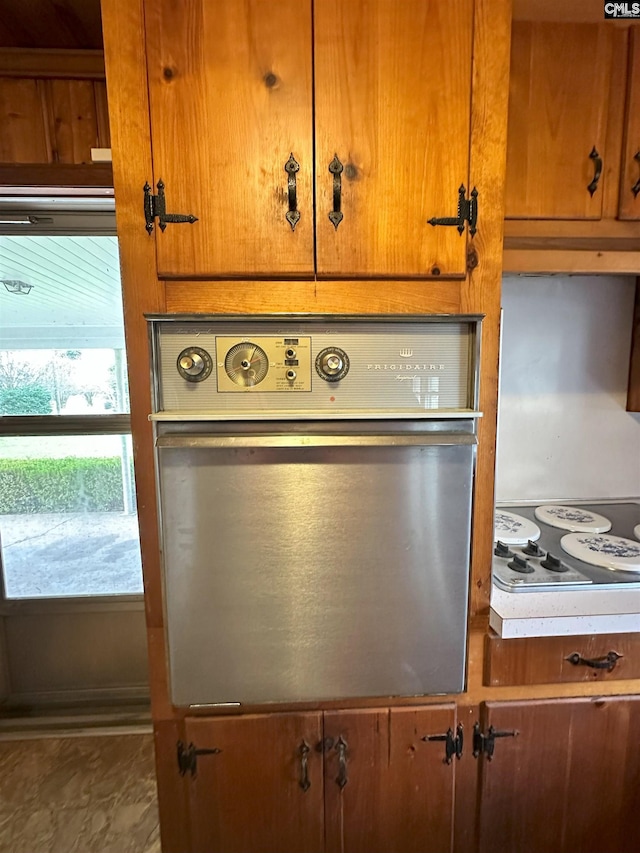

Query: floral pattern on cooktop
[534,504,611,533]
[575,536,640,559]
[545,507,597,523]
[495,512,525,533]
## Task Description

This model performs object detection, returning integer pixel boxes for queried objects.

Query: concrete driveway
[0,512,143,598]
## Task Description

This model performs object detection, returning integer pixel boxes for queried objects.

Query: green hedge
[0,457,128,513]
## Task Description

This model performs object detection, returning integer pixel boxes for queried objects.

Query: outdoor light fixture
[2,280,33,294]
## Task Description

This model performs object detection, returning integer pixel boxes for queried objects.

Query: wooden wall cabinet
[505,22,640,224]
[505,22,614,220]
[143,0,475,279]
[172,705,461,853]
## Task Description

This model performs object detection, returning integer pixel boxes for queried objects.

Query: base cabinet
[476,696,640,853]
[164,696,640,853]
[171,705,459,853]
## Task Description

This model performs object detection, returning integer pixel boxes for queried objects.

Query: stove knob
[494,540,514,558]
[315,347,350,382]
[541,553,569,573]
[523,540,544,557]
[508,554,535,574]
[176,347,213,382]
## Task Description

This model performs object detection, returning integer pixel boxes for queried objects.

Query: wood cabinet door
[476,697,640,853]
[145,0,314,277]
[184,712,324,853]
[619,27,640,220]
[324,705,457,853]
[505,23,613,220]
[314,0,474,278]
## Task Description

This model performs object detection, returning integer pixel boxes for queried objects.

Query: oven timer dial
[315,347,350,382]
[176,346,213,382]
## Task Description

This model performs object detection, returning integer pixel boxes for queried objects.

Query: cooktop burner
[493,502,640,592]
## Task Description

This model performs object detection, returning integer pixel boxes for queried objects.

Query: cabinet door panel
[314,0,473,278]
[505,23,613,220]
[477,697,640,853]
[324,706,456,853]
[619,28,640,220]
[145,0,314,277]
[185,713,324,853]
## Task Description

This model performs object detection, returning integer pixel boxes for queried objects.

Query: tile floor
[0,731,160,853]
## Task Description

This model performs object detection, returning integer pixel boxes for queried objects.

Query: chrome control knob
[315,347,350,382]
[176,347,213,382]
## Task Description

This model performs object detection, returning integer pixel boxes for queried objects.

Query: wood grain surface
[620,27,640,220]
[505,22,613,219]
[185,713,324,853]
[314,0,473,278]
[476,697,640,853]
[144,0,314,277]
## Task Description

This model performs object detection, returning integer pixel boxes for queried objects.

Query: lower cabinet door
[476,697,640,853]
[184,712,324,853]
[324,705,458,853]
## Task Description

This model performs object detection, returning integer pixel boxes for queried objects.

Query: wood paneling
[505,23,613,219]
[620,28,640,220]
[314,0,473,278]
[0,78,49,162]
[185,713,324,853]
[0,50,111,172]
[153,719,191,853]
[485,630,640,686]
[145,0,314,278]
[46,79,99,163]
[477,697,640,853]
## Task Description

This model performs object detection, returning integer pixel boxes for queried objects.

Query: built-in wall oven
[148,315,481,707]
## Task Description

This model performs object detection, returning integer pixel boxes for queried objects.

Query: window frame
[0,202,144,612]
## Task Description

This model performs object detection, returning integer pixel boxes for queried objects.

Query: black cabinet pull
[587,146,603,197]
[565,651,622,671]
[631,151,640,198]
[284,153,301,231]
[298,740,311,792]
[335,736,348,788]
[328,155,344,230]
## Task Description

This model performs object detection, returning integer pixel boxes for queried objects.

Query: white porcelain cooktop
[534,504,612,533]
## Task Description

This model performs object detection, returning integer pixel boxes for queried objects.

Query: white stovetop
[490,498,640,638]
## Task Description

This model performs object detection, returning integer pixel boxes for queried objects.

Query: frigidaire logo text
[604,2,640,17]
[367,363,445,371]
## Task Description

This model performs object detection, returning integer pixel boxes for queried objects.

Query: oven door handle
[155,434,477,449]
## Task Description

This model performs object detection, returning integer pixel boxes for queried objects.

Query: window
[0,204,143,599]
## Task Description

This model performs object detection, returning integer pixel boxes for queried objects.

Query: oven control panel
[149,316,480,418]
[214,336,314,392]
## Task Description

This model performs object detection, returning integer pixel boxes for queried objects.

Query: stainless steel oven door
[155,422,475,706]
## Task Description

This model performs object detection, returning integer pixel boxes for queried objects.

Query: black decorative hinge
[177,740,221,777]
[144,180,198,235]
[422,724,464,764]
[472,723,518,760]
[428,184,478,236]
